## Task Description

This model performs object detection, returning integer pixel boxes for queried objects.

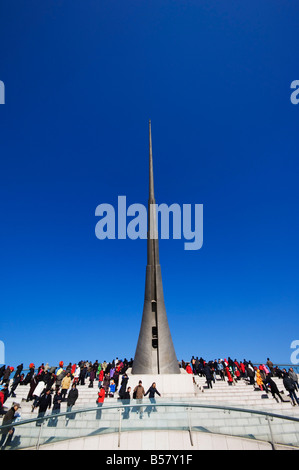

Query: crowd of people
[0,358,134,415]
[0,357,161,449]
[0,355,299,449]
[185,356,299,406]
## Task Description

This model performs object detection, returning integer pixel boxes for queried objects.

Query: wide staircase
[4,374,299,420]
[1,372,299,450]
[193,374,299,416]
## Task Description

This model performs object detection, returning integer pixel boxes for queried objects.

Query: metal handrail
[1,400,299,431]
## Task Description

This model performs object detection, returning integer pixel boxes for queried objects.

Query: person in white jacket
[73,366,80,385]
[31,378,46,412]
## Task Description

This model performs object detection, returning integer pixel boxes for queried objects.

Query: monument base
[126,368,196,398]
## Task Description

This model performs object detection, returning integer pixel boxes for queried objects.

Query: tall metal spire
[149,120,155,202]
[147,120,159,268]
[132,121,180,375]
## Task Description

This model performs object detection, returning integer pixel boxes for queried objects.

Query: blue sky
[0,0,298,368]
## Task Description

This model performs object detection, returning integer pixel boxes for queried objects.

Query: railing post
[186,407,194,447]
[36,418,45,450]
[118,408,123,448]
[266,415,276,450]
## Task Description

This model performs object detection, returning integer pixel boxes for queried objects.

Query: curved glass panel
[1,400,299,450]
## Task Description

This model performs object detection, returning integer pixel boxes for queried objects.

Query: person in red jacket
[225,367,234,386]
[0,389,5,416]
[96,386,105,419]
[98,369,104,389]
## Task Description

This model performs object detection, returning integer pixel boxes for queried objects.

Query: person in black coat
[48,390,62,427]
[26,375,38,402]
[52,390,62,412]
[282,371,299,406]
[197,362,204,377]
[45,373,56,392]
[79,365,87,386]
[65,384,79,423]
[203,365,213,389]
[118,374,129,399]
[1,367,12,386]
[273,366,283,379]
[0,366,5,382]
[113,370,120,391]
[246,364,255,385]
[15,364,23,376]
[67,384,78,409]
[144,383,161,415]
[9,374,24,398]
[122,387,131,419]
[0,403,21,449]
[123,387,131,401]
[36,390,52,426]
[23,367,35,386]
[145,383,161,399]
[265,376,286,403]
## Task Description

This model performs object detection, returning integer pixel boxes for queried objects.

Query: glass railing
[1,400,299,450]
